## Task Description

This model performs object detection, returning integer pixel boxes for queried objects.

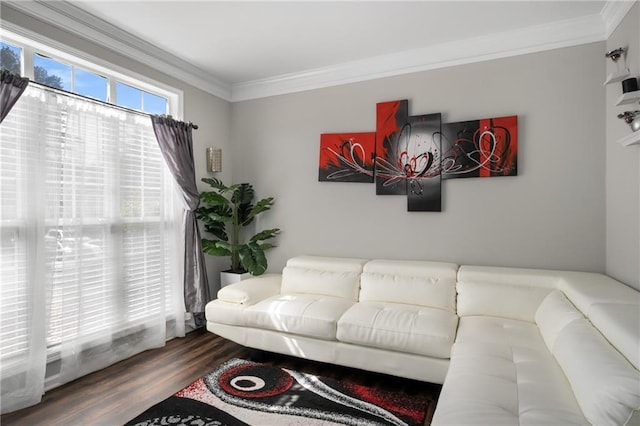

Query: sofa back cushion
[458,265,564,288]
[456,266,560,321]
[536,291,640,424]
[559,271,640,313]
[559,272,640,371]
[551,317,640,426]
[535,290,584,350]
[359,260,458,312]
[281,256,368,301]
[457,281,552,322]
[588,303,640,370]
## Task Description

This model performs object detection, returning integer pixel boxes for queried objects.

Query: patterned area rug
[126,358,431,426]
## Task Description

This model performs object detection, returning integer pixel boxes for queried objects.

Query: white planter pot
[220,270,250,288]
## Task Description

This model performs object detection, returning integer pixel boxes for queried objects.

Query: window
[116,82,141,110]
[1,30,176,116]
[143,91,168,115]
[33,53,69,90]
[0,41,22,74]
[74,68,107,102]
[0,28,185,410]
[117,82,168,114]
[0,84,184,393]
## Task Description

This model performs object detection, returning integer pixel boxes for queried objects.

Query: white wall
[231,43,607,276]
[606,3,640,291]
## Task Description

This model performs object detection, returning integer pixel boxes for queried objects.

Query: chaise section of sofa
[432,266,640,426]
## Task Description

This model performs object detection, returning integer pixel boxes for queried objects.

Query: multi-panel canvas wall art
[318,99,518,212]
[318,132,376,183]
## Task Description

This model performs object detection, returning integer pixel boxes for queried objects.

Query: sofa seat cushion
[433,316,587,426]
[244,294,354,340]
[336,302,458,359]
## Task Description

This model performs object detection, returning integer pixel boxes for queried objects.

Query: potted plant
[196,178,280,281]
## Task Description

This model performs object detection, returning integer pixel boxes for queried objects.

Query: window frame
[0,24,183,118]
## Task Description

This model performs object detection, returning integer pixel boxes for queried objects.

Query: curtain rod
[29,80,198,129]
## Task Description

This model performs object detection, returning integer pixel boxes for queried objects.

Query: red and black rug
[126,358,431,426]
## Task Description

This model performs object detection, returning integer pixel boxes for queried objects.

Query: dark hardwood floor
[1,329,441,425]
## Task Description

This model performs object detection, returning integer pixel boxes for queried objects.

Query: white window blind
[0,84,184,410]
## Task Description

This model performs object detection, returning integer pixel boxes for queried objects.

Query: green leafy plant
[195,177,280,276]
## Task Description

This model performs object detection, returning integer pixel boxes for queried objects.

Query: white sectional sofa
[205,256,640,425]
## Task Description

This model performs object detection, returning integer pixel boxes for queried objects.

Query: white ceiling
[4,1,634,101]
[68,0,607,83]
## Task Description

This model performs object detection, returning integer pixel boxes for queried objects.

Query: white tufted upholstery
[432,265,640,426]
[205,256,640,425]
[280,256,367,300]
[359,259,458,311]
[432,316,588,426]
[245,294,354,340]
[337,301,458,358]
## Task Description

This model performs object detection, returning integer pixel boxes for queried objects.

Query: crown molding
[231,13,606,101]
[4,0,626,103]
[601,0,636,38]
[3,0,233,101]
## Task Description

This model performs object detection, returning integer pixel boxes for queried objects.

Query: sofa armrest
[217,273,281,305]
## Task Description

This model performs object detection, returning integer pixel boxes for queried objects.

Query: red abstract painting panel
[375,100,409,195]
[318,132,376,182]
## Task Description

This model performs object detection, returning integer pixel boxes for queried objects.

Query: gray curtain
[151,115,210,323]
[0,70,29,124]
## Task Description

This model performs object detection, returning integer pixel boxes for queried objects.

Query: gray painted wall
[231,43,607,278]
[606,3,640,291]
[7,5,638,292]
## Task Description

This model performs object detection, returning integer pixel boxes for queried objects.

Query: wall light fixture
[206,147,222,173]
